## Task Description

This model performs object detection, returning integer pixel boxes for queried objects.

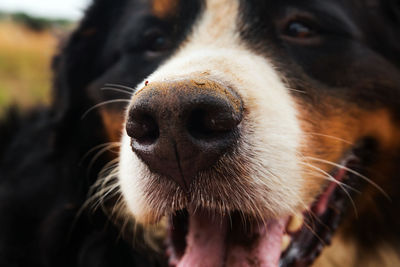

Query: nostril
[187,107,241,140]
[126,113,159,145]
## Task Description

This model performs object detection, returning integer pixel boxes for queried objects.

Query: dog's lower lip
[165,155,360,267]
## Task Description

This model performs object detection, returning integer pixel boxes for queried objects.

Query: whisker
[305,156,389,200]
[86,173,119,211]
[101,87,135,96]
[80,142,120,165]
[302,169,360,194]
[76,155,158,249]
[104,83,136,92]
[283,197,325,244]
[81,99,131,119]
[300,161,358,217]
[98,159,120,177]
[110,193,125,219]
[79,161,120,214]
[302,207,322,234]
[305,132,353,145]
[287,87,307,94]
[288,166,352,237]
[259,168,319,233]
[87,143,121,176]
[303,218,326,245]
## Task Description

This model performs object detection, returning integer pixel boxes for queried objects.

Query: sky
[0,0,91,20]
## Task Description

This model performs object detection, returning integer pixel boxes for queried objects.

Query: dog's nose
[126,79,243,190]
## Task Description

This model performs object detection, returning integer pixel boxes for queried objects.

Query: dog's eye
[284,21,317,39]
[143,28,171,53]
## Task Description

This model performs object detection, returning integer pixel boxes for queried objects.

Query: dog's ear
[52,0,127,119]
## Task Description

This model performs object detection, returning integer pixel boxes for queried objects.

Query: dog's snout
[126,79,243,190]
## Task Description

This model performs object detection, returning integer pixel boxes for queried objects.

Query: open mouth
[165,154,362,267]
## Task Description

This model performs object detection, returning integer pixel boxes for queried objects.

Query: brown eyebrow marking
[152,0,179,18]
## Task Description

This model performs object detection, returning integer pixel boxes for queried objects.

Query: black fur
[0,0,171,266]
[0,77,160,266]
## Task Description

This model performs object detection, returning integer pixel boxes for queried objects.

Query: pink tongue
[177,212,228,267]
[177,212,285,267]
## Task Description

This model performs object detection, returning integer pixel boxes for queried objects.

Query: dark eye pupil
[152,36,166,50]
[287,22,313,38]
[144,30,170,52]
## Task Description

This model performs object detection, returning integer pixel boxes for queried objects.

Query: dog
[1,0,400,266]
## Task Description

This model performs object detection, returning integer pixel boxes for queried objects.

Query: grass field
[0,21,58,115]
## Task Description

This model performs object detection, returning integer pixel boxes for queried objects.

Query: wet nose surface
[126,79,243,190]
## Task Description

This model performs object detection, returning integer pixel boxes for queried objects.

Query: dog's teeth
[287,213,304,233]
[281,234,291,252]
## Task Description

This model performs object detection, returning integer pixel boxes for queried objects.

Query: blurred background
[0,0,91,116]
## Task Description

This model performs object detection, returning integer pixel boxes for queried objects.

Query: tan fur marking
[299,96,400,204]
[152,0,178,18]
[100,109,125,143]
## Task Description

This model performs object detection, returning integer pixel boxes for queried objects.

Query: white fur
[118,0,303,223]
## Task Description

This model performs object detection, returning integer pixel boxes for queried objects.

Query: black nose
[126,79,243,190]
